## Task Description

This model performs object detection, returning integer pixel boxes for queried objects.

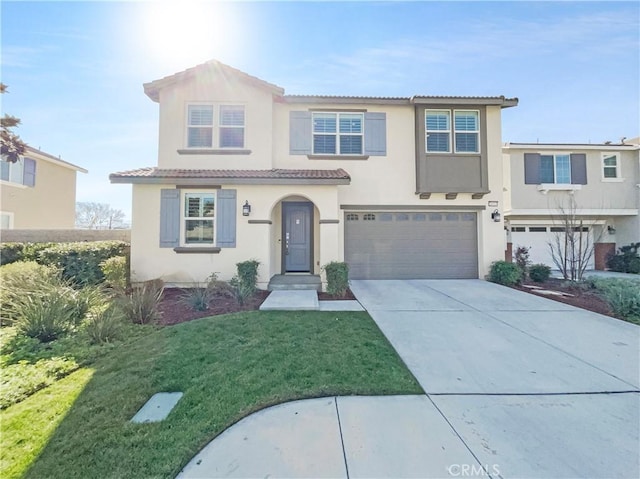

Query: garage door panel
[345,211,478,280]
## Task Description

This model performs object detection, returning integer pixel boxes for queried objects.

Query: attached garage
[344,211,478,279]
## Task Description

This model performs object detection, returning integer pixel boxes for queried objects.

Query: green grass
[1,310,422,479]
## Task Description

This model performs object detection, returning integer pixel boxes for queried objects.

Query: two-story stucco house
[110,60,517,289]
[1,146,87,229]
[503,140,640,269]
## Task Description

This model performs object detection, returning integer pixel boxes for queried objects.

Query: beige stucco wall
[131,184,340,288]
[156,73,274,170]
[1,155,79,229]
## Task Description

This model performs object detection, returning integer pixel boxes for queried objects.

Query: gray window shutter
[23,158,36,187]
[159,189,180,248]
[216,189,237,248]
[364,112,387,156]
[570,153,587,184]
[289,111,312,155]
[524,153,541,184]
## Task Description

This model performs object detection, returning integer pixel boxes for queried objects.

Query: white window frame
[181,191,217,246]
[453,110,480,154]
[0,211,14,229]
[425,109,452,153]
[601,152,623,182]
[540,153,572,185]
[185,103,246,149]
[0,159,26,187]
[312,112,364,155]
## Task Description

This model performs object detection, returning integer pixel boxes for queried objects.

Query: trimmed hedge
[323,261,349,297]
[0,242,58,265]
[37,241,129,286]
[488,261,522,286]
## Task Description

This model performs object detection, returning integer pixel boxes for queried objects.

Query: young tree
[0,84,27,163]
[547,198,600,281]
[76,202,126,229]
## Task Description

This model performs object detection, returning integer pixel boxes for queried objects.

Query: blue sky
[2,1,638,221]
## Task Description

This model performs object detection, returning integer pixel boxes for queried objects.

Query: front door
[283,202,313,272]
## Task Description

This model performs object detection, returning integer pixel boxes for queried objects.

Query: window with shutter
[312,112,363,155]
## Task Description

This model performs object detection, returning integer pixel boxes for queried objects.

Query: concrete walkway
[178,280,639,478]
[259,290,364,311]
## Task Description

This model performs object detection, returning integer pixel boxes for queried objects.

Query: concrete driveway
[350,279,640,478]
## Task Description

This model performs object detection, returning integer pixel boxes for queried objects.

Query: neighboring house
[503,140,640,270]
[0,146,87,229]
[110,60,517,288]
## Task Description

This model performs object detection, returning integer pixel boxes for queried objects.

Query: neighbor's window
[187,105,214,148]
[540,154,571,184]
[426,110,480,153]
[602,153,620,179]
[184,193,215,244]
[313,112,363,155]
[219,105,245,148]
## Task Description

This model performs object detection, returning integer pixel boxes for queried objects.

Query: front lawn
[1,310,422,479]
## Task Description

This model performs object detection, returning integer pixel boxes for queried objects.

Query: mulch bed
[157,287,356,325]
[514,278,614,318]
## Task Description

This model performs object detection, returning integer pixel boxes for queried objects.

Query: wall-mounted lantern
[607,225,616,234]
[491,209,501,223]
[242,200,251,217]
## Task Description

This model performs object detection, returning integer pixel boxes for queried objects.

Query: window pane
[556,154,571,183]
[603,155,617,166]
[220,106,244,126]
[426,112,449,131]
[0,161,9,181]
[604,167,617,178]
[313,113,336,133]
[339,135,363,155]
[185,194,215,217]
[339,114,362,133]
[220,127,244,148]
[188,105,213,126]
[202,195,215,217]
[313,134,336,154]
[540,155,554,183]
[454,111,478,131]
[188,127,213,148]
[185,220,214,244]
[426,132,450,152]
[455,132,478,152]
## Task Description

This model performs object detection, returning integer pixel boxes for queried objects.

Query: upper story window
[184,192,215,244]
[1,157,36,187]
[602,153,621,180]
[425,110,480,154]
[312,112,363,155]
[540,154,571,184]
[187,104,245,149]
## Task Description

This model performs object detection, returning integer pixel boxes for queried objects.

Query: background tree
[548,198,601,281]
[76,202,126,229]
[1,84,27,163]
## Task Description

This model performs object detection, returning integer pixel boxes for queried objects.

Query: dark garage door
[344,211,478,279]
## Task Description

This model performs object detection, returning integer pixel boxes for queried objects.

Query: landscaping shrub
[513,245,531,279]
[180,287,212,311]
[590,278,640,322]
[119,279,164,324]
[21,242,57,262]
[13,284,86,342]
[100,256,128,290]
[229,276,255,305]
[229,260,260,305]
[84,304,125,344]
[0,243,25,265]
[529,264,551,283]
[488,261,522,286]
[0,262,61,325]
[37,241,129,286]
[323,261,349,297]
[606,242,640,274]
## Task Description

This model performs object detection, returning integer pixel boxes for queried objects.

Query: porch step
[267,274,322,292]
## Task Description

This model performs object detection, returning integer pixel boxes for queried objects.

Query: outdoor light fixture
[242,200,251,217]
[607,225,616,234]
[491,209,501,222]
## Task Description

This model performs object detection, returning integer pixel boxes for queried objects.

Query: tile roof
[110,167,351,185]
